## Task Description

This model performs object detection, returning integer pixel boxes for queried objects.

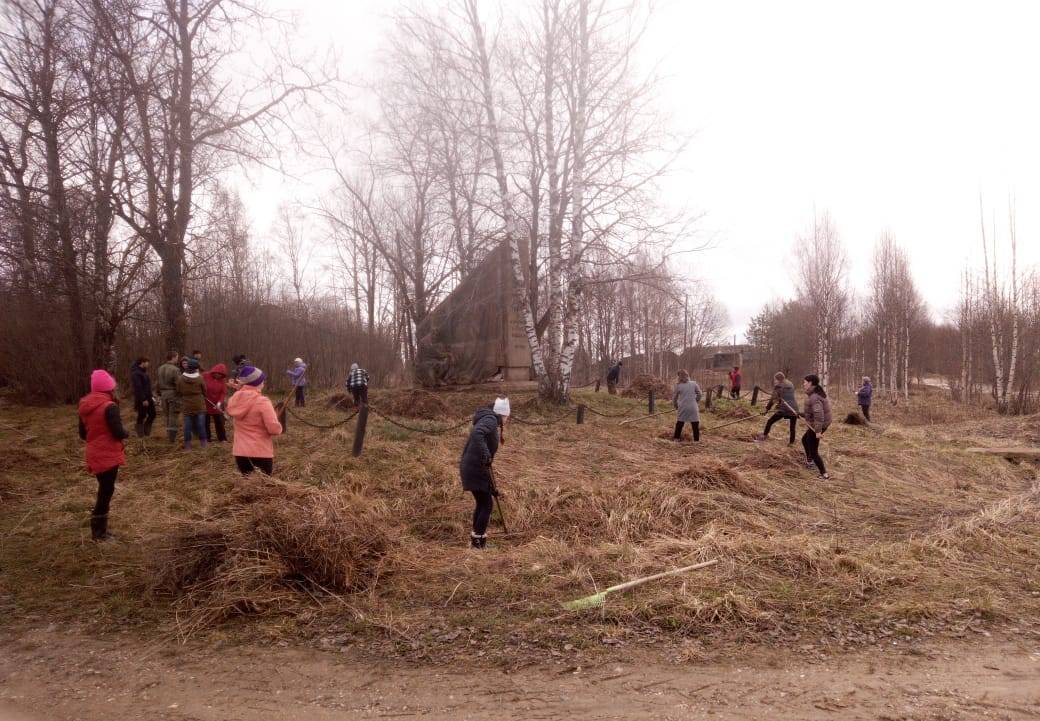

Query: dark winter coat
[130,362,152,403]
[767,380,799,417]
[856,381,873,406]
[78,392,128,474]
[459,407,500,493]
[606,364,622,383]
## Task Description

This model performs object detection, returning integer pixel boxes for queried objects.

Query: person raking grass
[78,370,129,542]
[459,405,503,549]
[801,373,832,480]
[671,369,703,442]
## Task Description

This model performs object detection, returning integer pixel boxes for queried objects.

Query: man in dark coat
[606,360,623,395]
[130,357,156,437]
[459,406,501,549]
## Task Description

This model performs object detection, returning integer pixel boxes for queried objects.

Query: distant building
[704,344,754,370]
[414,243,533,386]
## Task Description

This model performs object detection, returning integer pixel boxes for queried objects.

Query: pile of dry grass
[622,373,671,399]
[325,392,356,412]
[844,412,868,425]
[673,461,766,498]
[375,388,451,419]
[710,399,755,419]
[149,476,392,631]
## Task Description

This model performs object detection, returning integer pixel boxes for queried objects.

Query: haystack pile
[622,373,671,399]
[326,393,356,412]
[376,389,451,419]
[150,476,392,629]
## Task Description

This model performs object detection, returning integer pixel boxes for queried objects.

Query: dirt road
[1,626,1038,720]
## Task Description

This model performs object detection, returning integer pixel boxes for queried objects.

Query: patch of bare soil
[0,626,1038,721]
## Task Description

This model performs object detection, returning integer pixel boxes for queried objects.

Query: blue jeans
[183,412,207,448]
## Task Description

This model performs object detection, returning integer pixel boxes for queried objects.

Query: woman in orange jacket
[225,365,283,475]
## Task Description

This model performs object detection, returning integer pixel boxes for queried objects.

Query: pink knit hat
[90,370,117,393]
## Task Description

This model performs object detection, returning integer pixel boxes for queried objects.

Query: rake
[561,558,718,611]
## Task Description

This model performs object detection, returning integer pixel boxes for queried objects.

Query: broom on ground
[562,559,719,611]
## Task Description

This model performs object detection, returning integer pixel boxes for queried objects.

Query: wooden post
[279,406,288,432]
[751,386,760,406]
[706,387,714,410]
[352,404,369,457]
[649,389,655,414]
[595,379,601,393]
[576,404,586,424]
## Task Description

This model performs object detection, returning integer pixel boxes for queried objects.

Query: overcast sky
[241,0,1040,341]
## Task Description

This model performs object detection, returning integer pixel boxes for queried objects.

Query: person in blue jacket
[286,358,308,407]
[856,376,873,421]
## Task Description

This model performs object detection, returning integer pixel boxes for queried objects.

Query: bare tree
[793,211,848,387]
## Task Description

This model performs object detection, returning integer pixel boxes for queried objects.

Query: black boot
[90,514,112,542]
[470,532,487,550]
[143,419,154,437]
[135,423,145,438]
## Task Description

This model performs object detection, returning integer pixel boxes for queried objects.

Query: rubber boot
[143,419,154,437]
[167,430,177,443]
[470,532,487,550]
[135,423,145,438]
[90,514,111,542]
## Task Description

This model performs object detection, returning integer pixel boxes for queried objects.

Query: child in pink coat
[225,365,282,475]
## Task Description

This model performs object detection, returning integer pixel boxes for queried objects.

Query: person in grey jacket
[671,369,703,442]
[760,372,799,444]
[801,374,832,479]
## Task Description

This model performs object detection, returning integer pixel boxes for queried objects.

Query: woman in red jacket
[203,363,229,442]
[78,370,129,541]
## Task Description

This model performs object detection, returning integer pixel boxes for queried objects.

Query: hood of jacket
[472,407,498,426]
[79,391,114,418]
[227,384,265,419]
[207,363,228,379]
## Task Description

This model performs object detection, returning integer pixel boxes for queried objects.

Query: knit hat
[90,370,117,393]
[239,365,266,386]
[350,362,358,370]
[186,358,200,372]
[294,357,304,365]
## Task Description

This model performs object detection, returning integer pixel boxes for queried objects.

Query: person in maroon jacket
[78,370,129,541]
[728,366,742,399]
[203,363,229,442]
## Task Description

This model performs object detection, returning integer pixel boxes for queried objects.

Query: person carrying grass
[459,405,502,549]
[78,370,129,542]
[226,365,283,475]
[801,373,832,479]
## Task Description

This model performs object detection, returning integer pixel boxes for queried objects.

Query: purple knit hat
[239,365,266,386]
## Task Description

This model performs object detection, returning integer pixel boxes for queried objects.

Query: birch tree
[794,212,848,387]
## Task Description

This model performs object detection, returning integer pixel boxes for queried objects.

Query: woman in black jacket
[130,357,155,437]
[459,406,502,549]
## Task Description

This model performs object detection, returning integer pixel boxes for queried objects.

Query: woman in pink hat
[77,370,129,541]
